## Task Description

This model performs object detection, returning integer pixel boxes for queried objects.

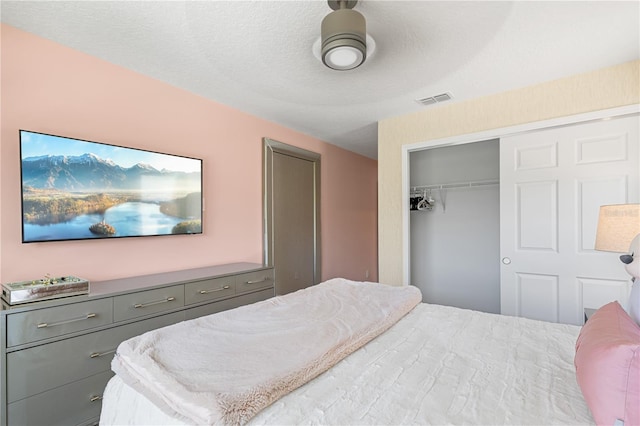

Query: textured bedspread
[110,279,421,425]
[102,299,593,425]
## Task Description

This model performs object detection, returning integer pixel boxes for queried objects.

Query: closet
[409,114,639,325]
[410,139,500,314]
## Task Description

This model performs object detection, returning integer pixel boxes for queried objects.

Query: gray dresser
[0,262,274,426]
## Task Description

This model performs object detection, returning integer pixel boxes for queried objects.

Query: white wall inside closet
[410,139,500,313]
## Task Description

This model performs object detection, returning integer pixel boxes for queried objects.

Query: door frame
[263,137,321,285]
[401,104,640,286]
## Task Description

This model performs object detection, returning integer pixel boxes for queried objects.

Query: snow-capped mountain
[21,153,200,192]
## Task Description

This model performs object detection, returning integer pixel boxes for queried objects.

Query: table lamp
[595,204,640,324]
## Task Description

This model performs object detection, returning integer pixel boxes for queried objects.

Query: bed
[99,278,640,426]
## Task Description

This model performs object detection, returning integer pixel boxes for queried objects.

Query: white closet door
[500,115,639,325]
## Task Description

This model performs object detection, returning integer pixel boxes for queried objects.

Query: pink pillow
[575,301,640,426]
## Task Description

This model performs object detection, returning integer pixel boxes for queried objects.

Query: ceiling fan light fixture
[323,41,365,70]
[321,1,367,71]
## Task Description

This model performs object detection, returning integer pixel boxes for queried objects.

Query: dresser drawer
[6,298,113,347]
[7,370,113,426]
[6,311,184,403]
[185,276,235,305]
[184,288,274,321]
[113,285,184,322]
[236,269,274,294]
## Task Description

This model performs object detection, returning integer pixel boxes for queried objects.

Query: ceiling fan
[320,0,368,71]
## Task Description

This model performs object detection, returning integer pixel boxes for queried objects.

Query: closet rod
[411,179,499,192]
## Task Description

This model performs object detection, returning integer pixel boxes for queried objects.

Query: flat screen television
[20,130,203,243]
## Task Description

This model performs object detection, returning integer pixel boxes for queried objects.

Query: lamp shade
[594,204,640,253]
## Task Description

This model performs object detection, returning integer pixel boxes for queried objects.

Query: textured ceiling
[2,1,639,159]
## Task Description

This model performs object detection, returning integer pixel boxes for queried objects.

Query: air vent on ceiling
[416,92,453,106]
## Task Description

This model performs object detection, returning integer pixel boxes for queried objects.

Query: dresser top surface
[1,262,270,314]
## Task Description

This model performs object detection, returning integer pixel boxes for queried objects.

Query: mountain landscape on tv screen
[21,152,202,241]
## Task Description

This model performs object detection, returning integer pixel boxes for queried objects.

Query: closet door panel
[577,177,628,252]
[579,277,630,312]
[575,131,629,164]
[516,273,559,322]
[516,181,558,251]
[500,115,639,325]
[515,142,558,170]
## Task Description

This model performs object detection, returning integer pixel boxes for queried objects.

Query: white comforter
[101,300,593,425]
[110,279,421,425]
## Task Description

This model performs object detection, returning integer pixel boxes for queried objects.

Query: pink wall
[0,24,378,285]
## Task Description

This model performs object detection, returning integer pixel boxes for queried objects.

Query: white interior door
[500,115,639,325]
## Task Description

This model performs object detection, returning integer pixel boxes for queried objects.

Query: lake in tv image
[20,130,203,243]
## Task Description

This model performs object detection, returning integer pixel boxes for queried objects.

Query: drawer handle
[36,313,97,329]
[246,278,270,285]
[199,285,231,295]
[90,349,116,359]
[89,395,103,402]
[134,296,176,309]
